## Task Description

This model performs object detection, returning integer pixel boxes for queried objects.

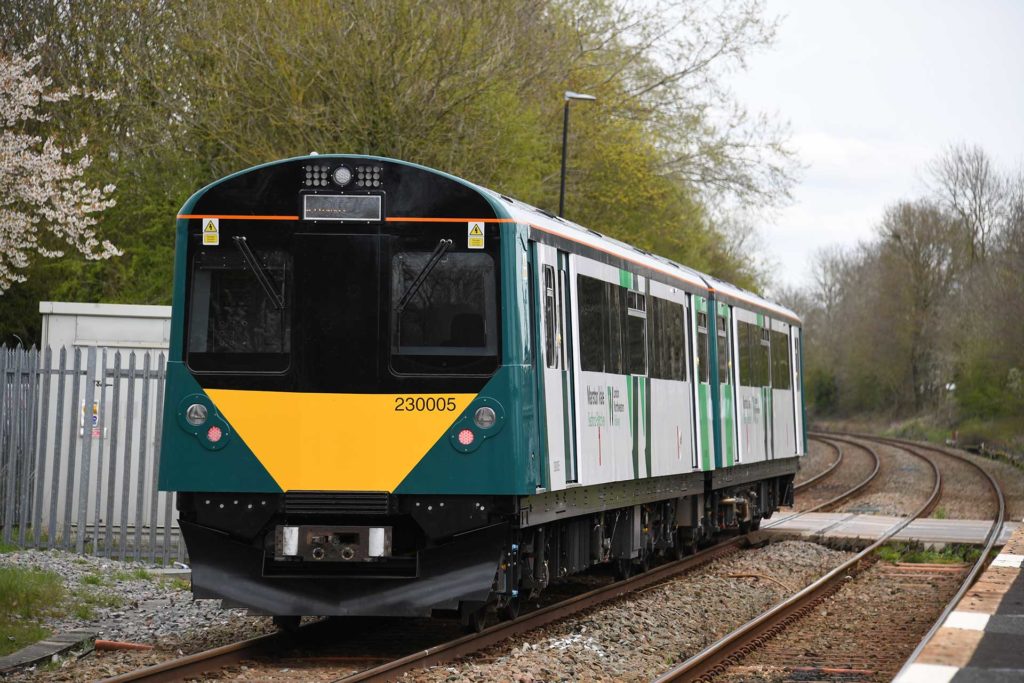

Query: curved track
[793,437,842,492]
[653,435,942,682]
[101,536,749,683]
[763,435,880,530]
[105,434,1000,683]
[654,433,1004,683]
[878,436,1005,680]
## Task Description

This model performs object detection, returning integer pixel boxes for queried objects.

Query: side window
[607,283,626,374]
[696,311,710,383]
[738,321,754,387]
[717,315,729,384]
[577,275,606,372]
[543,265,558,369]
[771,329,791,389]
[627,292,646,375]
[650,296,687,381]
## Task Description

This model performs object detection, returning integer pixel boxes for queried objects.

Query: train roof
[474,186,801,325]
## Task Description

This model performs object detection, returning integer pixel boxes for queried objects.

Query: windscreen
[187,242,291,373]
[390,233,499,375]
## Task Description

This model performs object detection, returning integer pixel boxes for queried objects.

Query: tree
[0,38,119,292]
[928,143,1005,263]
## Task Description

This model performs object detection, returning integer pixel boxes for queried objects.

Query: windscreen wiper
[233,236,285,310]
[395,238,453,314]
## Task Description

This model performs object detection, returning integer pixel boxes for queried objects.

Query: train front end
[159,156,533,619]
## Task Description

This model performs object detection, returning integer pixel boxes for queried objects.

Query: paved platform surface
[764,511,1018,545]
[895,523,1024,682]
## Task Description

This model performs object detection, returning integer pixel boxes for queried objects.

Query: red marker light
[457,429,474,446]
[207,426,223,443]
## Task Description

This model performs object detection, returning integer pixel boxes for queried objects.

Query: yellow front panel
[207,390,476,492]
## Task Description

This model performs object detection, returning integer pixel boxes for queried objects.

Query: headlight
[332,166,352,187]
[185,403,208,426]
[473,406,497,429]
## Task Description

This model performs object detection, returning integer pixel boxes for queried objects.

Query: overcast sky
[730,0,1024,292]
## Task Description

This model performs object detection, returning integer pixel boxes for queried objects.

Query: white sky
[730,0,1024,292]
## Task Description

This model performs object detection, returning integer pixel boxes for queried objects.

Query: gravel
[793,439,840,486]
[833,439,933,516]
[408,541,853,683]
[791,438,877,512]
[716,558,968,682]
[0,548,273,682]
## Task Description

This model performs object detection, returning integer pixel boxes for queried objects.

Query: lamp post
[558,90,596,218]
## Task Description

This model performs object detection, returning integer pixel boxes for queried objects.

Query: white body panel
[648,280,697,476]
[771,318,796,458]
[735,306,770,464]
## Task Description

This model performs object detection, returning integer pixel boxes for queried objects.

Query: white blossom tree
[0,38,120,293]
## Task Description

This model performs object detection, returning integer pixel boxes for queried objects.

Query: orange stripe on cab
[177,214,299,221]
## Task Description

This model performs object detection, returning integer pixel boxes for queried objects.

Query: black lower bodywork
[178,458,798,618]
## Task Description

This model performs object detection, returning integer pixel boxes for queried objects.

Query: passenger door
[792,326,804,454]
[534,243,576,491]
[693,296,714,471]
[716,304,738,467]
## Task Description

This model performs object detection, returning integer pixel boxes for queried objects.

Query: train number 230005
[394,396,458,412]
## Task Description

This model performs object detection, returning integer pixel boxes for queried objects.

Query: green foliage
[0,0,796,341]
[80,573,103,586]
[876,542,980,565]
[0,566,63,655]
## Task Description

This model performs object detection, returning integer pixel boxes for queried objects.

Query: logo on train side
[203,218,220,246]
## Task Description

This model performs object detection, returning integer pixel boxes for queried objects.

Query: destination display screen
[303,194,381,222]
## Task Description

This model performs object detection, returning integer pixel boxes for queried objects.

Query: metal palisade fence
[0,344,184,563]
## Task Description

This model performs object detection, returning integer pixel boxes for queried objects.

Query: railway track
[653,433,1004,682]
[793,436,842,492]
[104,434,994,683]
[763,435,880,530]
[101,535,748,682]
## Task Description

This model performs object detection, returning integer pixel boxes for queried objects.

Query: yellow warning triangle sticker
[469,225,483,235]
[204,221,217,232]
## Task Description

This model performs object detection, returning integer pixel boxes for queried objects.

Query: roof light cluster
[355,165,382,188]
[304,165,330,187]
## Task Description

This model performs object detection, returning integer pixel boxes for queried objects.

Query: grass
[163,576,190,592]
[0,563,135,656]
[932,507,948,520]
[80,572,104,586]
[0,566,64,656]
[876,542,982,565]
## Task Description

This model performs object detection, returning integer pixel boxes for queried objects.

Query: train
[159,155,805,630]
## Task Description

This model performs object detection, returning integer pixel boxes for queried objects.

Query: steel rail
[98,630,288,683]
[102,536,750,682]
[653,437,941,682]
[333,536,747,682]
[873,435,1005,681]
[793,436,842,491]
[762,435,881,531]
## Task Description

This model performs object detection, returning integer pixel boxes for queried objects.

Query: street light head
[564,91,597,102]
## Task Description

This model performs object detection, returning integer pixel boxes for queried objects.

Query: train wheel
[614,558,633,580]
[498,597,521,621]
[460,601,489,633]
[750,515,762,531]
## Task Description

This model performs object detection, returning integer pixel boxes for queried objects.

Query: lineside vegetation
[0,0,796,342]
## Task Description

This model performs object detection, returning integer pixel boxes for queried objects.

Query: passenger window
[578,275,606,372]
[543,266,558,369]
[717,315,730,384]
[607,284,626,374]
[650,296,687,381]
[771,329,791,390]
